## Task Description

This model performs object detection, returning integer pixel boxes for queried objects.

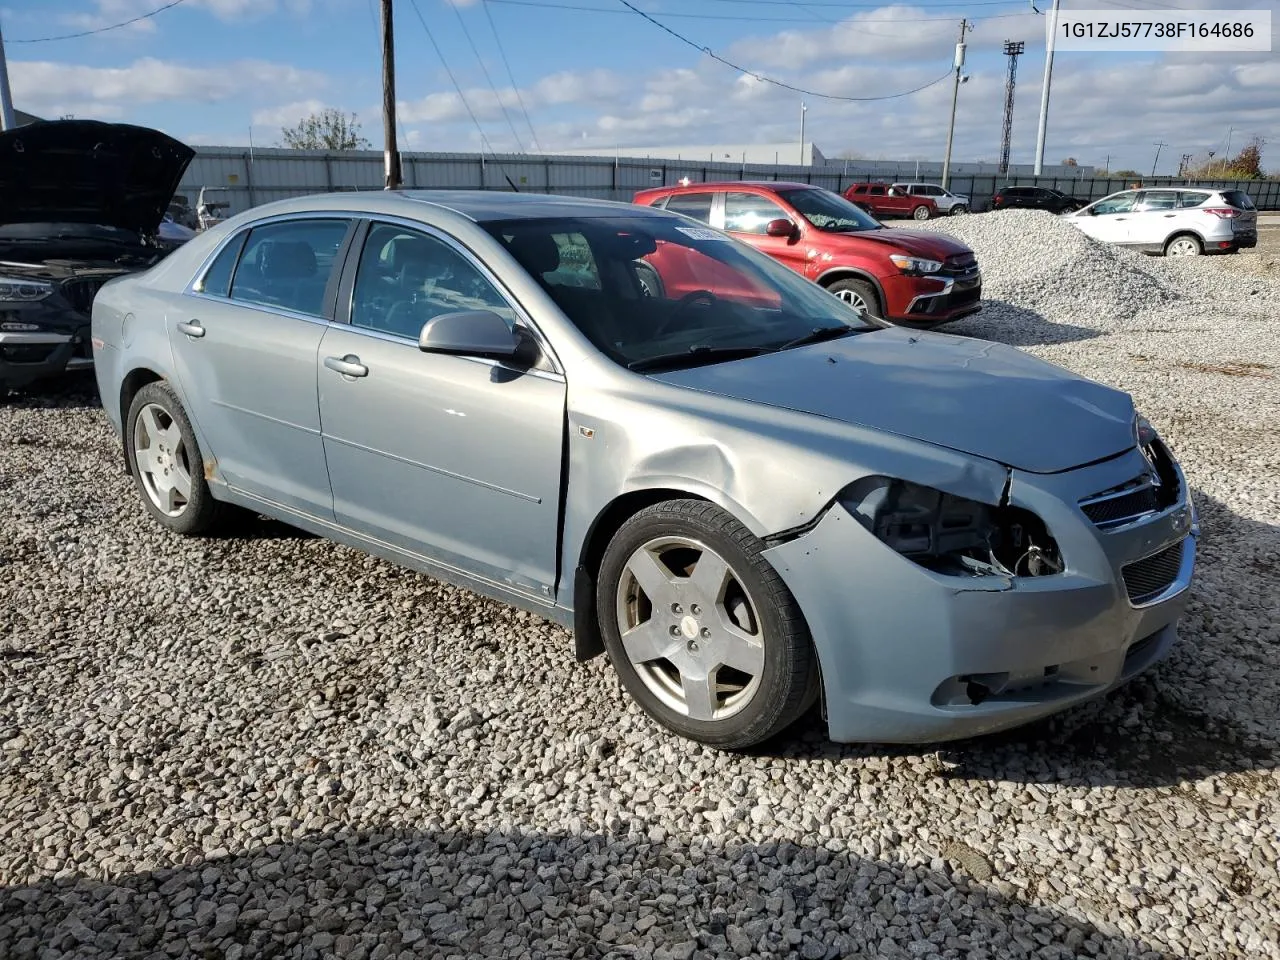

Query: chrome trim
[185,290,331,327]
[1078,476,1155,508]
[210,398,321,435]
[1127,533,1197,609]
[904,279,954,314]
[65,357,95,371]
[0,331,72,345]
[182,210,351,297]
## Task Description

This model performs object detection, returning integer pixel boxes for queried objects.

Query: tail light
[1201,207,1240,219]
[993,193,1004,204]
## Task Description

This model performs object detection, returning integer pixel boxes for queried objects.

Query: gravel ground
[2,210,1279,959]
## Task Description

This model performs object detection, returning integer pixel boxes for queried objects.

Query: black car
[0,120,193,393]
[990,185,1083,214]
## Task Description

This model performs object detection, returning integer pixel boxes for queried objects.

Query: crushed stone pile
[914,209,1184,327]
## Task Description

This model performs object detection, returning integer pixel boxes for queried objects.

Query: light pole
[940,20,970,191]
[380,0,402,189]
[1033,0,1062,176]
[0,18,15,131]
[799,102,807,165]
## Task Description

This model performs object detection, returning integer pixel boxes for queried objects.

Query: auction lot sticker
[1050,9,1271,51]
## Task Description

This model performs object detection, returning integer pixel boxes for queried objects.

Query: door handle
[176,320,205,339]
[1163,213,1176,218]
[1115,217,1127,221]
[324,354,368,378]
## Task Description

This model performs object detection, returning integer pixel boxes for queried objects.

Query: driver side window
[1093,193,1137,215]
[350,223,515,340]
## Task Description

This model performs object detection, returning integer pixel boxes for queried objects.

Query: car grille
[1080,477,1160,528]
[1122,540,1185,605]
[60,277,110,317]
[941,253,978,277]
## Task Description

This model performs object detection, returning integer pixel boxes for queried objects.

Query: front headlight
[888,254,943,275]
[838,476,1062,578]
[1133,413,1158,448]
[0,276,55,302]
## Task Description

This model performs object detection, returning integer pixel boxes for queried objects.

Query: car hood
[651,328,1135,474]
[834,228,972,260]
[0,120,194,234]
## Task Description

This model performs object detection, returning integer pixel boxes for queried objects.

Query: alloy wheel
[132,402,193,516]
[1166,237,1201,257]
[615,536,765,721]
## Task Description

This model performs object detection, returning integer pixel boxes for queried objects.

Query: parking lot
[2,209,1278,959]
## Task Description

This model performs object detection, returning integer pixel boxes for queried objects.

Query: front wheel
[826,277,885,324]
[912,205,932,221]
[596,500,819,749]
[125,380,231,535]
[949,204,968,216]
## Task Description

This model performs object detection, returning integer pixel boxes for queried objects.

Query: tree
[1061,157,1078,167]
[1112,169,1142,179]
[1185,137,1266,180]
[279,109,371,151]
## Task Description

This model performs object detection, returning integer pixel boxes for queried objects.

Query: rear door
[661,191,716,225]
[316,219,566,598]
[171,215,354,516]
[1132,190,1181,246]
[1222,189,1258,240]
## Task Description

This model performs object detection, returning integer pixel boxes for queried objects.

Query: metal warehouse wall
[175,147,1280,215]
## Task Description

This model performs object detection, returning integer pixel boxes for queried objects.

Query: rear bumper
[762,447,1198,744]
[0,328,93,389]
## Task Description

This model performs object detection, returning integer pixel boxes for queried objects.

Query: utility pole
[1177,153,1192,178]
[998,40,1024,176]
[1033,0,1061,176]
[1150,141,1167,177]
[380,0,402,190]
[940,19,970,190]
[1222,125,1234,175]
[0,18,16,131]
[1102,154,1111,176]
[799,101,807,165]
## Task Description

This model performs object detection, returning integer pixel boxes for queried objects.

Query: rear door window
[229,218,351,317]
[1138,191,1179,211]
[1178,191,1212,208]
[193,231,248,297]
[662,192,714,224]
[869,186,886,196]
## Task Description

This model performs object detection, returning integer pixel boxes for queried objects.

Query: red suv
[843,183,938,221]
[633,181,981,326]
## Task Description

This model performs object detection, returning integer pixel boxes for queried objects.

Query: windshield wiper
[627,345,766,373]
[777,325,861,351]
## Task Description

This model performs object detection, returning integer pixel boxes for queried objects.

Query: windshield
[777,188,882,233]
[484,215,877,370]
[0,222,144,244]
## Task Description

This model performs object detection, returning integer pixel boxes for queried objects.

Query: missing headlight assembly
[838,476,1062,578]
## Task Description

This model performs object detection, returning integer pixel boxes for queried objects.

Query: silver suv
[1066,188,1258,256]
[893,182,970,215]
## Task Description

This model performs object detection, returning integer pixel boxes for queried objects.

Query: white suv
[1066,188,1258,256]
[893,183,970,215]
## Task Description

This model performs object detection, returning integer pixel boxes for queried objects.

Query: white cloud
[251,99,331,128]
[58,0,314,32]
[10,58,329,117]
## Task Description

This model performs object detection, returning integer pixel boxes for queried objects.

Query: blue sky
[3,0,1275,172]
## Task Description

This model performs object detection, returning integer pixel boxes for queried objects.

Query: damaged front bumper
[0,327,94,389]
[762,445,1198,744]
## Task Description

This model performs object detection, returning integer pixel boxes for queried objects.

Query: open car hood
[0,120,194,235]
[652,328,1136,474]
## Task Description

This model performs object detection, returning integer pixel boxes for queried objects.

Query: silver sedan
[92,191,1198,748]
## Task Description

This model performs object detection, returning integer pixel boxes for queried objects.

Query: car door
[1076,192,1138,244]
[316,219,566,599]
[720,191,808,274]
[1132,190,1181,247]
[170,215,353,516]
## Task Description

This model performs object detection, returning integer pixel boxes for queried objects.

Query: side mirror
[765,218,797,239]
[419,310,519,360]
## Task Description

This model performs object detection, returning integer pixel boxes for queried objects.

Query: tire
[634,262,665,299]
[596,499,819,749]
[826,277,884,323]
[912,204,931,221]
[950,204,968,216]
[125,380,231,536]
[1164,234,1202,257]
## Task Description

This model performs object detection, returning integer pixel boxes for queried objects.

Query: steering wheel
[654,289,717,337]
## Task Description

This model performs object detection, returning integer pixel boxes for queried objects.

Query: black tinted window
[663,193,714,223]
[351,223,514,339]
[193,232,246,297]
[1223,190,1255,210]
[724,192,788,235]
[869,186,886,196]
[229,219,349,317]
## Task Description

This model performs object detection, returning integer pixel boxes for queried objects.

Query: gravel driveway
[2,211,1278,959]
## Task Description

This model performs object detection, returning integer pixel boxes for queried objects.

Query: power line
[481,0,541,151]
[9,0,191,42]
[615,0,954,100]
[451,0,527,151]
[487,0,1037,23]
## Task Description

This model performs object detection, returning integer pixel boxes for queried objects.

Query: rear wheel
[126,380,231,535]
[596,500,819,749]
[912,205,932,221]
[1164,234,1202,257]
